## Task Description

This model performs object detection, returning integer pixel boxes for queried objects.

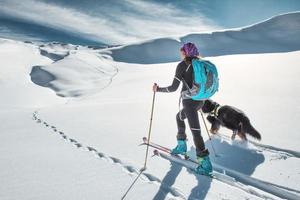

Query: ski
[140,137,218,178]
[141,137,300,200]
[152,147,240,183]
[141,137,172,154]
[153,148,217,178]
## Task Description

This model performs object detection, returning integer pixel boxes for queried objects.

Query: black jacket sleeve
[157,62,184,93]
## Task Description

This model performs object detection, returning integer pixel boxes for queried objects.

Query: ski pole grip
[153,83,158,93]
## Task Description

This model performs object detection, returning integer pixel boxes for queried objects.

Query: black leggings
[176,99,206,156]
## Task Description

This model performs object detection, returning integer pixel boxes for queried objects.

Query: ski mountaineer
[152,42,213,175]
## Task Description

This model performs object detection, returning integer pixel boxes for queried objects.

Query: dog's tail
[241,116,261,140]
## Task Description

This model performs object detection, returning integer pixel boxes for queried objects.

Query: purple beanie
[180,42,199,57]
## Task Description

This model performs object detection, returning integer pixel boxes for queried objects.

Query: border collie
[201,99,261,141]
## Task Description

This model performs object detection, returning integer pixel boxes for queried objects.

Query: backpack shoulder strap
[186,64,191,72]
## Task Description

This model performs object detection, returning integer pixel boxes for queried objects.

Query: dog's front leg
[207,115,220,134]
[231,130,237,140]
[237,122,247,141]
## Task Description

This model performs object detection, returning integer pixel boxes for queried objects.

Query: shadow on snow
[153,138,265,199]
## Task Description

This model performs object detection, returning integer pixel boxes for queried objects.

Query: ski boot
[194,150,213,176]
[171,139,187,155]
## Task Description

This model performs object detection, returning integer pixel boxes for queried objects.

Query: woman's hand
[153,83,158,92]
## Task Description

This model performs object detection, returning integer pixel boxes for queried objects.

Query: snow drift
[106,12,300,64]
[30,49,118,97]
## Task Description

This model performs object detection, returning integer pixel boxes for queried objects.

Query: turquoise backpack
[183,59,219,100]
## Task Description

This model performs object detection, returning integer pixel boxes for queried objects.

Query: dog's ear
[202,100,211,113]
[202,99,215,113]
[209,99,217,107]
[201,101,208,113]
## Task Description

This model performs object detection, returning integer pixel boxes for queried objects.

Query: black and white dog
[201,99,261,141]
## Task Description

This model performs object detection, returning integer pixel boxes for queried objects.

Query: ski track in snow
[158,150,300,200]
[211,134,300,199]
[213,162,300,200]
[31,111,186,200]
[216,133,300,159]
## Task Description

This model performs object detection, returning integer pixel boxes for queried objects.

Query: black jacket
[157,60,194,93]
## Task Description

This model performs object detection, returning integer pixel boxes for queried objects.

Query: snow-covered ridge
[30,49,118,97]
[105,12,300,64]
[38,42,78,61]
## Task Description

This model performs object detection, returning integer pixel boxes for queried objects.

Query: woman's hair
[184,56,194,65]
[183,55,202,65]
[180,42,203,65]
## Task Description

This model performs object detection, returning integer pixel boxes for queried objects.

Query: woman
[153,42,212,175]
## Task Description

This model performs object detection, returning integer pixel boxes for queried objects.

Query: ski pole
[141,85,156,171]
[121,85,156,200]
[200,110,218,157]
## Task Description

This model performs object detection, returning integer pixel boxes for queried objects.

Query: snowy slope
[1,38,300,199]
[0,109,173,200]
[106,12,300,64]
[1,11,300,200]
[0,39,179,200]
[0,39,64,107]
[35,49,300,199]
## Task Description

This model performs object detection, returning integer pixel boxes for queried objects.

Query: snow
[0,39,64,107]
[0,109,167,200]
[1,11,300,200]
[30,50,117,97]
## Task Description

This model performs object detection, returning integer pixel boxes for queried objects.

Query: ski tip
[138,142,145,146]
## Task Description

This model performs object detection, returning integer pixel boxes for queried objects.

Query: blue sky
[0,0,299,45]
